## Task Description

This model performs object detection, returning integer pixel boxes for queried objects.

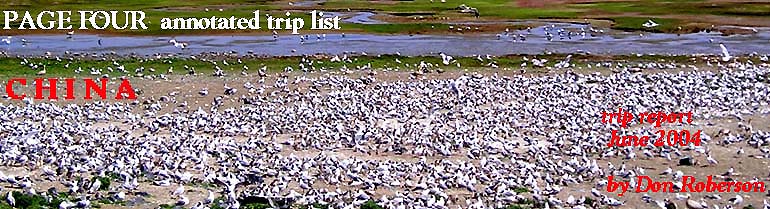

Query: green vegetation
[97,198,127,206]
[345,23,448,34]
[323,0,579,20]
[0,202,12,209]
[360,200,383,209]
[92,176,112,191]
[498,198,539,209]
[0,190,128,209]
[0,0,768,35]
[297,203,330,209]
[158,203,177,209]
[607,17,682,33]
[0,53,711,78]
[0,191,69,209]
[512,186,530,193]
[209,197,227,209]
[502,205,526,209]
[242,203,272,209]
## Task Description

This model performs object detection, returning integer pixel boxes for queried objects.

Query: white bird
[706,155,718,165]
[177,195,189,206]
[37,65,46,75]
[89,179,102,193]
[440,52,453,65]
[1,36,11,45]
[172,185,185,196]
[169,39,188,49]
[60,200,76,209]
[720,43,732,62]
[687,198,708,209]
[728,195,742,205]
[6,191,14,206]
[114,192,126,201]
[204,190,215,204]
[642,19,660,28]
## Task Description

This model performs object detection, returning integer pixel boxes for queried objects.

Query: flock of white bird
[0,49,769,209]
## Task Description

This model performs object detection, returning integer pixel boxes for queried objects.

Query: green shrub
[298,203,330,209]
[513,187,530,193]
[11,191,48,209]
[360,200,382,209]
[91,176,112,191]
[242,203,271,209]
[0,202,13,209]
[158,204,176,209]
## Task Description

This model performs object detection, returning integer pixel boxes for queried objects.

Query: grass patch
[242,203,272,209]
[1,191,72,209]
[158,203,177,209]
[512,186,530,193]
[0,53,703,78]
[298,203,330,209]
[360,200,383,209]
[608,17,682,33]
[346,23,447,34]
[0,0,769,35]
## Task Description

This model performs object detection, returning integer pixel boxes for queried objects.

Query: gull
[1,36,10,45]
[66,31,75,38]
[60,200,76,209]
[440,52,453,65]
[642,19,660,28]
[88,179,102,193]
[719,43,732,62]
[723,167,734,176]
[172,185,185,196]
[728,195,742,205]
[204,190,215,204]
[169,39,188,49]
[676,193,690,200]
[603,196,624,206]
[706,155,718,165]
[114,192,126,201]
[36,65,47,75]
[224,84,237,95]
[177,195,189,206]
[76,199,90,208]
[6,191,14,206]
